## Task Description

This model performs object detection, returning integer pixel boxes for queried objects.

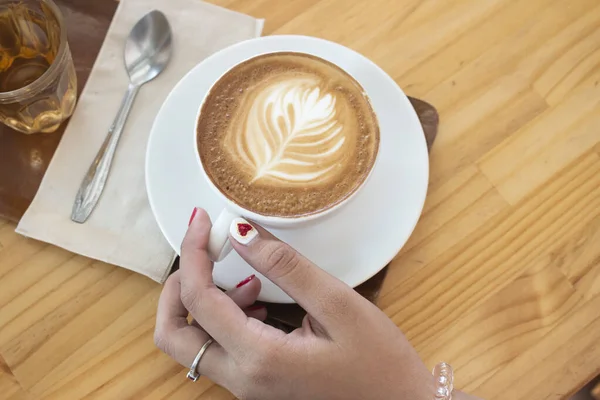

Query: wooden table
[1,0,600,398]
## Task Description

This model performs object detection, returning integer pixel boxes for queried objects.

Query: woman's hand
[154,208,437,400]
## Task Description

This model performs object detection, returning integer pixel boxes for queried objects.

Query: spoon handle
[71,83,141,223]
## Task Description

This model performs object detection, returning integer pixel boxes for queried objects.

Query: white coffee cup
[194,51,380,262]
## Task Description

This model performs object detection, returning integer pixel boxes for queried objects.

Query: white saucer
[145,36,429,303]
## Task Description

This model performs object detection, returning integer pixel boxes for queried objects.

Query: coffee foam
[228,73,349,186]
[197,52,379,217]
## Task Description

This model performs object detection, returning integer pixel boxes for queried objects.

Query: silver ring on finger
[186,338,214,382]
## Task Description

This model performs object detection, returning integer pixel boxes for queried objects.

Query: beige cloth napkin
[16,0,264,283]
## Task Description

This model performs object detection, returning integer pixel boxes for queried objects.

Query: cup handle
[207,208,239,261]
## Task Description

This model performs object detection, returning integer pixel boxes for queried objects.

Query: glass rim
[0,0,68,101]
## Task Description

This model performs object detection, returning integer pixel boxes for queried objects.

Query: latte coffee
[197,52,379,217]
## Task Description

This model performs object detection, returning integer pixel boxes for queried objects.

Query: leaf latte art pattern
[198,52,380,217]
[231,77,347,185]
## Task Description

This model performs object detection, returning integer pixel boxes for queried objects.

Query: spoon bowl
[126,10,172,85]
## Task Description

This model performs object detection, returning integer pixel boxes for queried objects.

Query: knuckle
[180,284,201,311]
[153,327,172,355]
[322,287,351,316]
[260,243,302,280]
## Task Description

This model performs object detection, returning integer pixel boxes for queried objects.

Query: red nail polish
[237,223,253,237]
[236,274,255,288]
[246,304,265,311]
[188,207,198,226]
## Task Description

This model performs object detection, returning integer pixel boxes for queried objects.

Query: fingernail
[230,218,258,245]
[188,207,198,226]
[246,304,265,311]
[236,274,255,288]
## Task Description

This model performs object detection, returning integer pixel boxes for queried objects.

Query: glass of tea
[0,0,76,134]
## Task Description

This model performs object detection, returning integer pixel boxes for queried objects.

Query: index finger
[179,208,255,352]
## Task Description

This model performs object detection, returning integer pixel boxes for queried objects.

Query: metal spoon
[71,10,172,223]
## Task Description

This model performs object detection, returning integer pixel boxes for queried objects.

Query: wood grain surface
[1,0,600,399]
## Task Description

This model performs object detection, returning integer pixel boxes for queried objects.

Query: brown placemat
[264,97,439,330]
[0,0,118,222]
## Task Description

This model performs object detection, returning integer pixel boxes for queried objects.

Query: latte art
[230,76,346,185]
[197,52,379,217]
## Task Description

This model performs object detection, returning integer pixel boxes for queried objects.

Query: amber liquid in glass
[0,1,76,133]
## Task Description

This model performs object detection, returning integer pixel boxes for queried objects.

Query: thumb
[229,217,359,330]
